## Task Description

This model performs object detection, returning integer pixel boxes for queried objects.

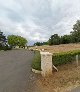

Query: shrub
[32,50,80,70]
[0,44,12,51]
[32,51,41,70]
[0,45,3,50]
[53,50,80,66]
[3,45,12,51]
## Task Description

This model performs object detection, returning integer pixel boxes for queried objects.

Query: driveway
[0,50,40,92]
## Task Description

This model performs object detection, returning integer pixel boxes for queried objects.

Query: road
[70,87,80,92]
[0,50,40,92]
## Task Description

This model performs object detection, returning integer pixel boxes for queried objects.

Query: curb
[32,68,41,74]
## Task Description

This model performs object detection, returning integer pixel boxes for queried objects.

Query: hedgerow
[32,50,80,70]
[53,50,80,66]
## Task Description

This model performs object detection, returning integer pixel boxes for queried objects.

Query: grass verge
[32,51,41,71]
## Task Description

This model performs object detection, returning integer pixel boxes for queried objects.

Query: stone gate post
[40,52,53,77]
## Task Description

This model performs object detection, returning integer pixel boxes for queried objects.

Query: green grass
[32,51,41,70]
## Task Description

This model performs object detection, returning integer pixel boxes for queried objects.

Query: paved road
[70,87,80,92]
[0,50,39,92]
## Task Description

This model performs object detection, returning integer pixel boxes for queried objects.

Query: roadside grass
[32,51,41,70]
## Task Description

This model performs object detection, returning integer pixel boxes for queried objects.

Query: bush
[32,50,80,70]
[0,44,12,51]
[53,50,80,66]
[3,45,12,51]
[0,45,3,50]
[32,51,41,70]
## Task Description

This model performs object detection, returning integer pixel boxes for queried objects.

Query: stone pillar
[40,52,53,77]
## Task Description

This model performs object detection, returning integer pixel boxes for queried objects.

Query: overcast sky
[0,0,80,45]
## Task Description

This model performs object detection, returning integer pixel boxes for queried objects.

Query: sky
[0,0,80,45]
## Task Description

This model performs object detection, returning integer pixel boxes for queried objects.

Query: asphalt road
[0,50,39,92]
[70,87,80,92]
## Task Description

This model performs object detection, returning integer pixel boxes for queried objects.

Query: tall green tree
[34,42,42,46]
[8,35,28,48]
[61,35,71,44]
[0,31,6,42]
[0,31,7,46]
[71,20,80,43]
[49,34,60,45]
[0,30,11,50]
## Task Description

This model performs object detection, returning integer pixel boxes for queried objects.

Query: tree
[0,30,12,50]
[73,20,80,31]
[49,34,60,45]
[0,31,7,43]
[61,35,71,44]
[8,35,28,48]
[34,41,48,46]
[34,42,42,46]
[71,20,80,43]
[0,31,7,47]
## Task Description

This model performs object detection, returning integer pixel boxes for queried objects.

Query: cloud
[0,0,80,45]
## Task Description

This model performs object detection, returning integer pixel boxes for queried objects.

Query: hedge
[0,45,12,51]
[32,50,80,70]
[53,50,80,66]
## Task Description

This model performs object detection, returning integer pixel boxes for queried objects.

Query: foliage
[0,31,7,44]
[0,30,11,50]
[34,41,48,46]
[3,45,12,51]
[73,20,80,31]
[8,35,27,48]
[49,34,60,45]
[32,50,80,70]
[60,35,71,44]
[32,51,41,70]
[53,50,80,66]
[34,42,42,46]
[70,20,80,43]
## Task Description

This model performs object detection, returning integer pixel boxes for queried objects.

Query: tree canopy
[0,30,12,50]
[34,42,48,46]
[0,31,7,45]
[48,34,60,45]
[48,20,80,45]
[70,20,80,43]
[8,35,28,48]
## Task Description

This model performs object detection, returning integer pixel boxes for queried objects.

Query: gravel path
[0,50,40,92]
